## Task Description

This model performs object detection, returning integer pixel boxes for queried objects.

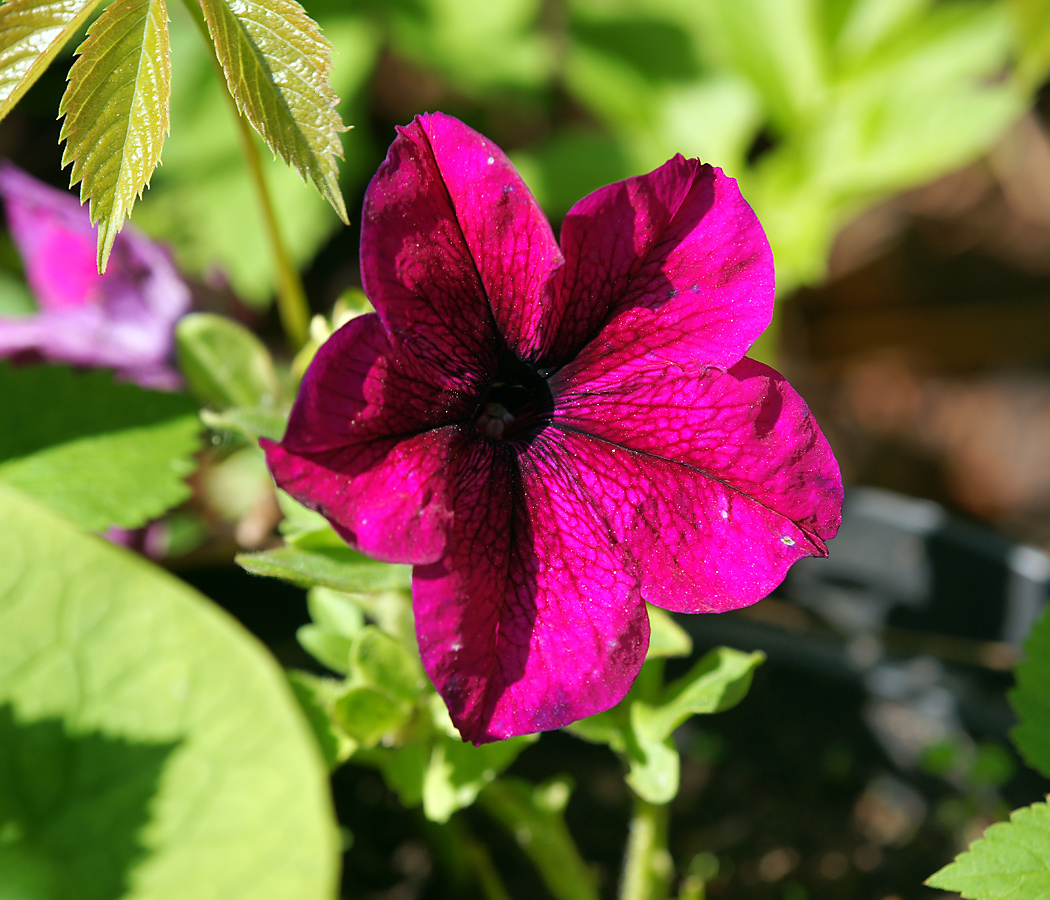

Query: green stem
[180,0,310,349]
[227,105,311,349]
[478,778,599,900]
[620,794,672,900]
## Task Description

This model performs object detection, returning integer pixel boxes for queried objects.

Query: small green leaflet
[197,0,349,223]
[1010,604,1050,779]
[238,544,412,594]
[0,365,201,531]
[0,0,104,123]
[59,0,171,272]
[0,484,340,900]
[927,800,1050,899]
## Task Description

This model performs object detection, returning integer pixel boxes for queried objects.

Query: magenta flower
[264,113,842,744]
[0,162,190,389]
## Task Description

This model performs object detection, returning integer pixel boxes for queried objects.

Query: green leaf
[422,736,536,824]
[0,365,201,530]
[927,800,1050,899]
[0,483,339,899]
[200,406,288,442]
[0,0,105,123]
[237,544,412,593]
[332,685,411,748]
[287,670,357,769]
[1010,605,1050,779]
[645,605,693,660]
[625,648,764,803]
[477,778,600,900]
[196,0,348,223]
[176,312,282,409]
[59,0,171,272]
[297,624,354,674]
[308,586,365,639]
[637,647,764,743]
[350,627,425,704]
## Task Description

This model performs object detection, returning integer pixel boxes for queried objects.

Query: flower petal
[413,113,564,359]
[544,158,773,370]
[263,314,474,564]
[413,438,649,744]
[549,356,842,612]
[0,162,190,382]
[361,113,562,382]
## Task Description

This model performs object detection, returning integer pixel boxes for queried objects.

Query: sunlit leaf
[196,0,348,223]
[0,0,104,123]
[0,484,340,900]
[59,0,171,271]
[176,312,282,409]
[237,544,412,593]
[1010,605,1050,779]
[0,365,200,531]
[927,800,1050,899]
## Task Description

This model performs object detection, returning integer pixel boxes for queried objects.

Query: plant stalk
[181,0,310,349]
[620,794,672,900]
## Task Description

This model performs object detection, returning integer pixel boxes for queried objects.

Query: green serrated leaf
[0,0,105,123]
[237,544,412,593]
[176,312,282,409]
[927,800,1050,899]
[59,0,171,271]
[0,483,339,899]
[197,0,348,222]
[1010,605,1050,779]
[0,365,201,530]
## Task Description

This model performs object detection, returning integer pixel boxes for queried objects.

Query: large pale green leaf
[1010,605,1050,779]
[0,365,201,531]
[0,0,104,122]
[927,800,1050,899]
[59,0,171,271]
[0,483,339,899]
[196,0,348,223]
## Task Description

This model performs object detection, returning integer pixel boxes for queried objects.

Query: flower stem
[227,106,311,349]
[620,794,672,900]
[182,0,310,349]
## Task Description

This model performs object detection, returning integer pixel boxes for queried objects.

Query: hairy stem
[180,0,310,348]
[620,794,672,900]
[478,778,599,900]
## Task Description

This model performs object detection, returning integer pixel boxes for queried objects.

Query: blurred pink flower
[0,162,190,388]
[264,113,843,743]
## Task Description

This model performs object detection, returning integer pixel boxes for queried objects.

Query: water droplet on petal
[780,535,796,546]
[486,156,495,165]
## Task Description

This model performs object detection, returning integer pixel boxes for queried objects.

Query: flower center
[475,361,553,442]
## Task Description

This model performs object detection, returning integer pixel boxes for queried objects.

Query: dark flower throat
[474,359,553,443]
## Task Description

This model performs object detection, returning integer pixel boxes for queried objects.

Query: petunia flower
[0,162,190,389]
[264,113,843,744]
